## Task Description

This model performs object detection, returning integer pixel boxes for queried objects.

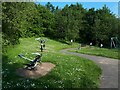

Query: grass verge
[69,46,119,59]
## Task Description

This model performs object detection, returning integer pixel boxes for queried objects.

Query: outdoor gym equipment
[35,38,47,52]
[110,37,120,48]
[18,53,42,70]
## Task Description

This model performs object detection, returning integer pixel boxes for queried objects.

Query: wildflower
[16,83,19,86]
[31,83,35,87]
[44,86,47,88]
[26,79,29,82]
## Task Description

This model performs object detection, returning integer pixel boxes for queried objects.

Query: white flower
[44,86,47,88]
[31,83,35,87]
[16,83,19,86]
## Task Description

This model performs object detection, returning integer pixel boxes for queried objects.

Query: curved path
[60,48,119,88]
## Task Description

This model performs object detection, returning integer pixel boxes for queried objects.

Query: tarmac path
[60,48,119,88]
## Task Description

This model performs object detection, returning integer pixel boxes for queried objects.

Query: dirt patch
[16,62,55,79]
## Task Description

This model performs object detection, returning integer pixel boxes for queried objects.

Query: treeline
[2,2,120,48]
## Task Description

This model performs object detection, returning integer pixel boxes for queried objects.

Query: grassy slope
[69,46,119,59]
[2,37,101,88]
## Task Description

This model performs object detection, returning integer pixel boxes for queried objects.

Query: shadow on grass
[2,54,25,88]
[58,39,71,45]
[2,54,63,88]
[2,54,22,73]
[2,54,100,89]
[48,37,71,45]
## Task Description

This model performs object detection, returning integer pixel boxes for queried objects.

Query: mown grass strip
[69,46,119,59]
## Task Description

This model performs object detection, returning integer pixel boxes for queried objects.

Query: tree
[2,2,44,47]
[54,3,86,41]
[92,5,118,47]
[2,2,118,49]
[37,4,55,37]
[45,2,55,13]
[2,2,21,46]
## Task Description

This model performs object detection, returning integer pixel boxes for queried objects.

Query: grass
[2,37,101,89]
[69,46,119,59]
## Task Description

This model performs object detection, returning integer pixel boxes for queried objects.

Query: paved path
[60,48,119,88]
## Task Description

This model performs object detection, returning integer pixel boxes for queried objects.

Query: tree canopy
[2,2,119,49]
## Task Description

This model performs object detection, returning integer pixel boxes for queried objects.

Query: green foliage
[2,2,119,49]
[45,2,55,13]
[93,5,118,46]
[2,2,43,47]
[37,4,55,37]
[2,2,20,45]
[54,3,86,41]
[83,5,118,47]
[2,3,51,46]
